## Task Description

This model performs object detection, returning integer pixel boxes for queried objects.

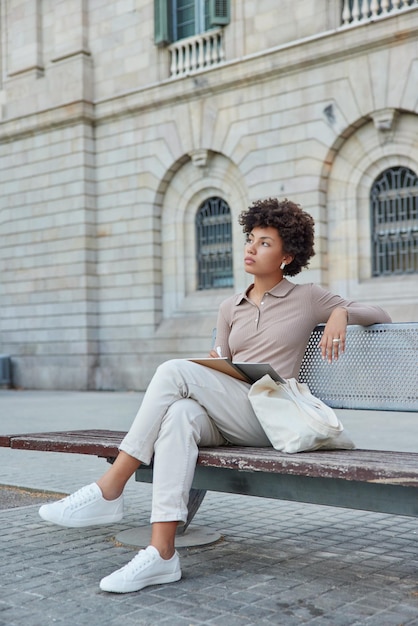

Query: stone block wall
[0,1,417,389]
[0,120,97,388]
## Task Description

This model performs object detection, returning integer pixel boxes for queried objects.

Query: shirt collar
[234,278,296,305]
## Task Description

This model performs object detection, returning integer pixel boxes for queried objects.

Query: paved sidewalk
[0,390,417,626]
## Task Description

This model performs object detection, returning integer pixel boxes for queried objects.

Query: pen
[216,346,222,357]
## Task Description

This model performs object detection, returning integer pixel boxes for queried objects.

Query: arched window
[370,166,418,276]
[195,196,233,289]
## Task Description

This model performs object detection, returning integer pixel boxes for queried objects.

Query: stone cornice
[0,101,94,143]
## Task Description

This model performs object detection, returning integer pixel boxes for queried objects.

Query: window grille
[195,197,233,290]
[371,166,418,276]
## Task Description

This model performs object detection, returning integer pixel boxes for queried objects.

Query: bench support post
[176,488,207,535]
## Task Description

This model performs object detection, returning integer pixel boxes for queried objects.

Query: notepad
[188,357,285,384]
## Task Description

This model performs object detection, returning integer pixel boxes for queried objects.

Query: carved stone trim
[189,149,209,168]
[371,108,398,132]
[370,108,399,144]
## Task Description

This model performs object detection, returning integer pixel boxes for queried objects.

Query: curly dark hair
[238,198,315,276]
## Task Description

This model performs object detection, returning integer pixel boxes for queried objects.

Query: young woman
[39,198,391,593]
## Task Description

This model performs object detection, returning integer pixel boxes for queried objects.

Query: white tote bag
[248,374,355,453]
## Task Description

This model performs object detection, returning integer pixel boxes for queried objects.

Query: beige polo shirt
[215,279,391,380]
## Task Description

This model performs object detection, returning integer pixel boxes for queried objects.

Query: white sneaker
[38,483,124,527]
[99,545,181,593]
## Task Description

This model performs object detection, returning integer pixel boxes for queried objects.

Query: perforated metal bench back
[299,323,418,411]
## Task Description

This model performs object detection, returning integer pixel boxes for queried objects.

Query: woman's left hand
[319,307,348,363]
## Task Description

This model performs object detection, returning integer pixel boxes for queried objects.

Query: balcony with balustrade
[341,0,417,26]
[167,1,418,78]
[168,28,225,78]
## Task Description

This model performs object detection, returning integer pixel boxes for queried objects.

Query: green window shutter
[154,0,172,46]
[208,0,230,26]
[176,0,196,39]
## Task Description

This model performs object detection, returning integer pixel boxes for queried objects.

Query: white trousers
[119,359,271,524]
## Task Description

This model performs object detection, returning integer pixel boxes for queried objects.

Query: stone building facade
[0,0,417,390]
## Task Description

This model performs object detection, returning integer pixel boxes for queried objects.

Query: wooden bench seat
[0,429,124,458]
[2,429,418,518]
[1,323,417,525]
[2,428,417,486]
